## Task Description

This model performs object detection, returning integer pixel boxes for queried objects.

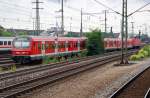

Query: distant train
[104,38,141,51]
[0,37,14,53]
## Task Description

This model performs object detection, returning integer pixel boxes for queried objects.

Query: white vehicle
[0,37,14,52]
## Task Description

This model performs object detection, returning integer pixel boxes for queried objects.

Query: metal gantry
[104,10,107,33]
[32,0,43,36]
[80,8,83,37]
[120,0,128,64]
[61,0,64,36]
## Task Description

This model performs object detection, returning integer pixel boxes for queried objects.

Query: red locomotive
[12,36,86,63]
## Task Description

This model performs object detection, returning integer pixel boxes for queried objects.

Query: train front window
[14,38,30,49]
[22,41,30,48]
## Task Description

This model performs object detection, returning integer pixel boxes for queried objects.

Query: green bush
[143,46,150,56]
[138,49,148,57]
[138,53,145,58]
[130,55,141,61]
[43,56,59,64]
[86,29,104,56]
[130,45,150,61]
[79,50,87,57]
[0,31,13,37]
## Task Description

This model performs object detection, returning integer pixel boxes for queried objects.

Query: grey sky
[0,0,149,34]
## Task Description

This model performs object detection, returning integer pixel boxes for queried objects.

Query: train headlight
[16,52,20,54]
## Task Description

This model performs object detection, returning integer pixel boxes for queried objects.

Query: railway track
[0,50,136,98]
[0,50,125,79]
[0,53,16,69]
[109,66,150,98]
[0,50,122,71]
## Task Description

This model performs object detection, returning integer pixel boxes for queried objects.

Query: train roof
[0,37,14,41]
[104,38,137,41]
[14,36,86,41]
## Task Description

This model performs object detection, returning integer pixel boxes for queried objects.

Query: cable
[128,2,150,17]
[0,1,32,17]
[0,9,32,17]
[0,17,32,23]
[93,0,121,15]
[0,1,31,14]
[0,0,31,10]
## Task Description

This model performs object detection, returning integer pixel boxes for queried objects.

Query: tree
[18,32,27,35]
[1,31,13,37]
[64,32,80,37]
[0,25,14,37]
[86,29,104,56]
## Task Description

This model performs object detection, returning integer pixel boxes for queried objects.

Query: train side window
[74,43,76,47]
[78,42,80,47]
[49,44,54,49]
[8,41,11,45]
[62,43,65,48]
[76,43,78,47]
[52,44,55,49]
[69,42,71,48]
[60,44,62,48]
[42,44,45,50]
[68,43,70,48]
[45,44,49,49]
[65,43,68,48]
[4,41,7,45]
[0,41,3,45]
[58,43,61,49]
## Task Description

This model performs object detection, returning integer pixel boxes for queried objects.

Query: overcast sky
[0,0,150,34]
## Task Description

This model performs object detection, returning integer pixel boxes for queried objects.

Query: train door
[41,41,45,56]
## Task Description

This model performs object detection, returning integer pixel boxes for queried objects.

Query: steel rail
[109,66,150,98]
[144,88,150,98]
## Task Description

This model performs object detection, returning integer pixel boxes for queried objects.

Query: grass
[42,52,87,64]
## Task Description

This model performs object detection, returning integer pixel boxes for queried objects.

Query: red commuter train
[11,36,141,64]
[12,36,86,63]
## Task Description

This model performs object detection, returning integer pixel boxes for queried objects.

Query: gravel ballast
[19,59,150,98]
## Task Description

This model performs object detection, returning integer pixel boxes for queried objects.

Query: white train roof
[0,37,14,41]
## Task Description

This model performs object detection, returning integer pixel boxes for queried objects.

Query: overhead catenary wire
[0,8,32,17]
[93,0,122,15]
[0,0,32,12]
[0,0,112,31]
[128,2,150,17]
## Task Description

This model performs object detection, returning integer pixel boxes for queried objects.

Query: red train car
[104,38,141,51]
[12,36,86,63]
